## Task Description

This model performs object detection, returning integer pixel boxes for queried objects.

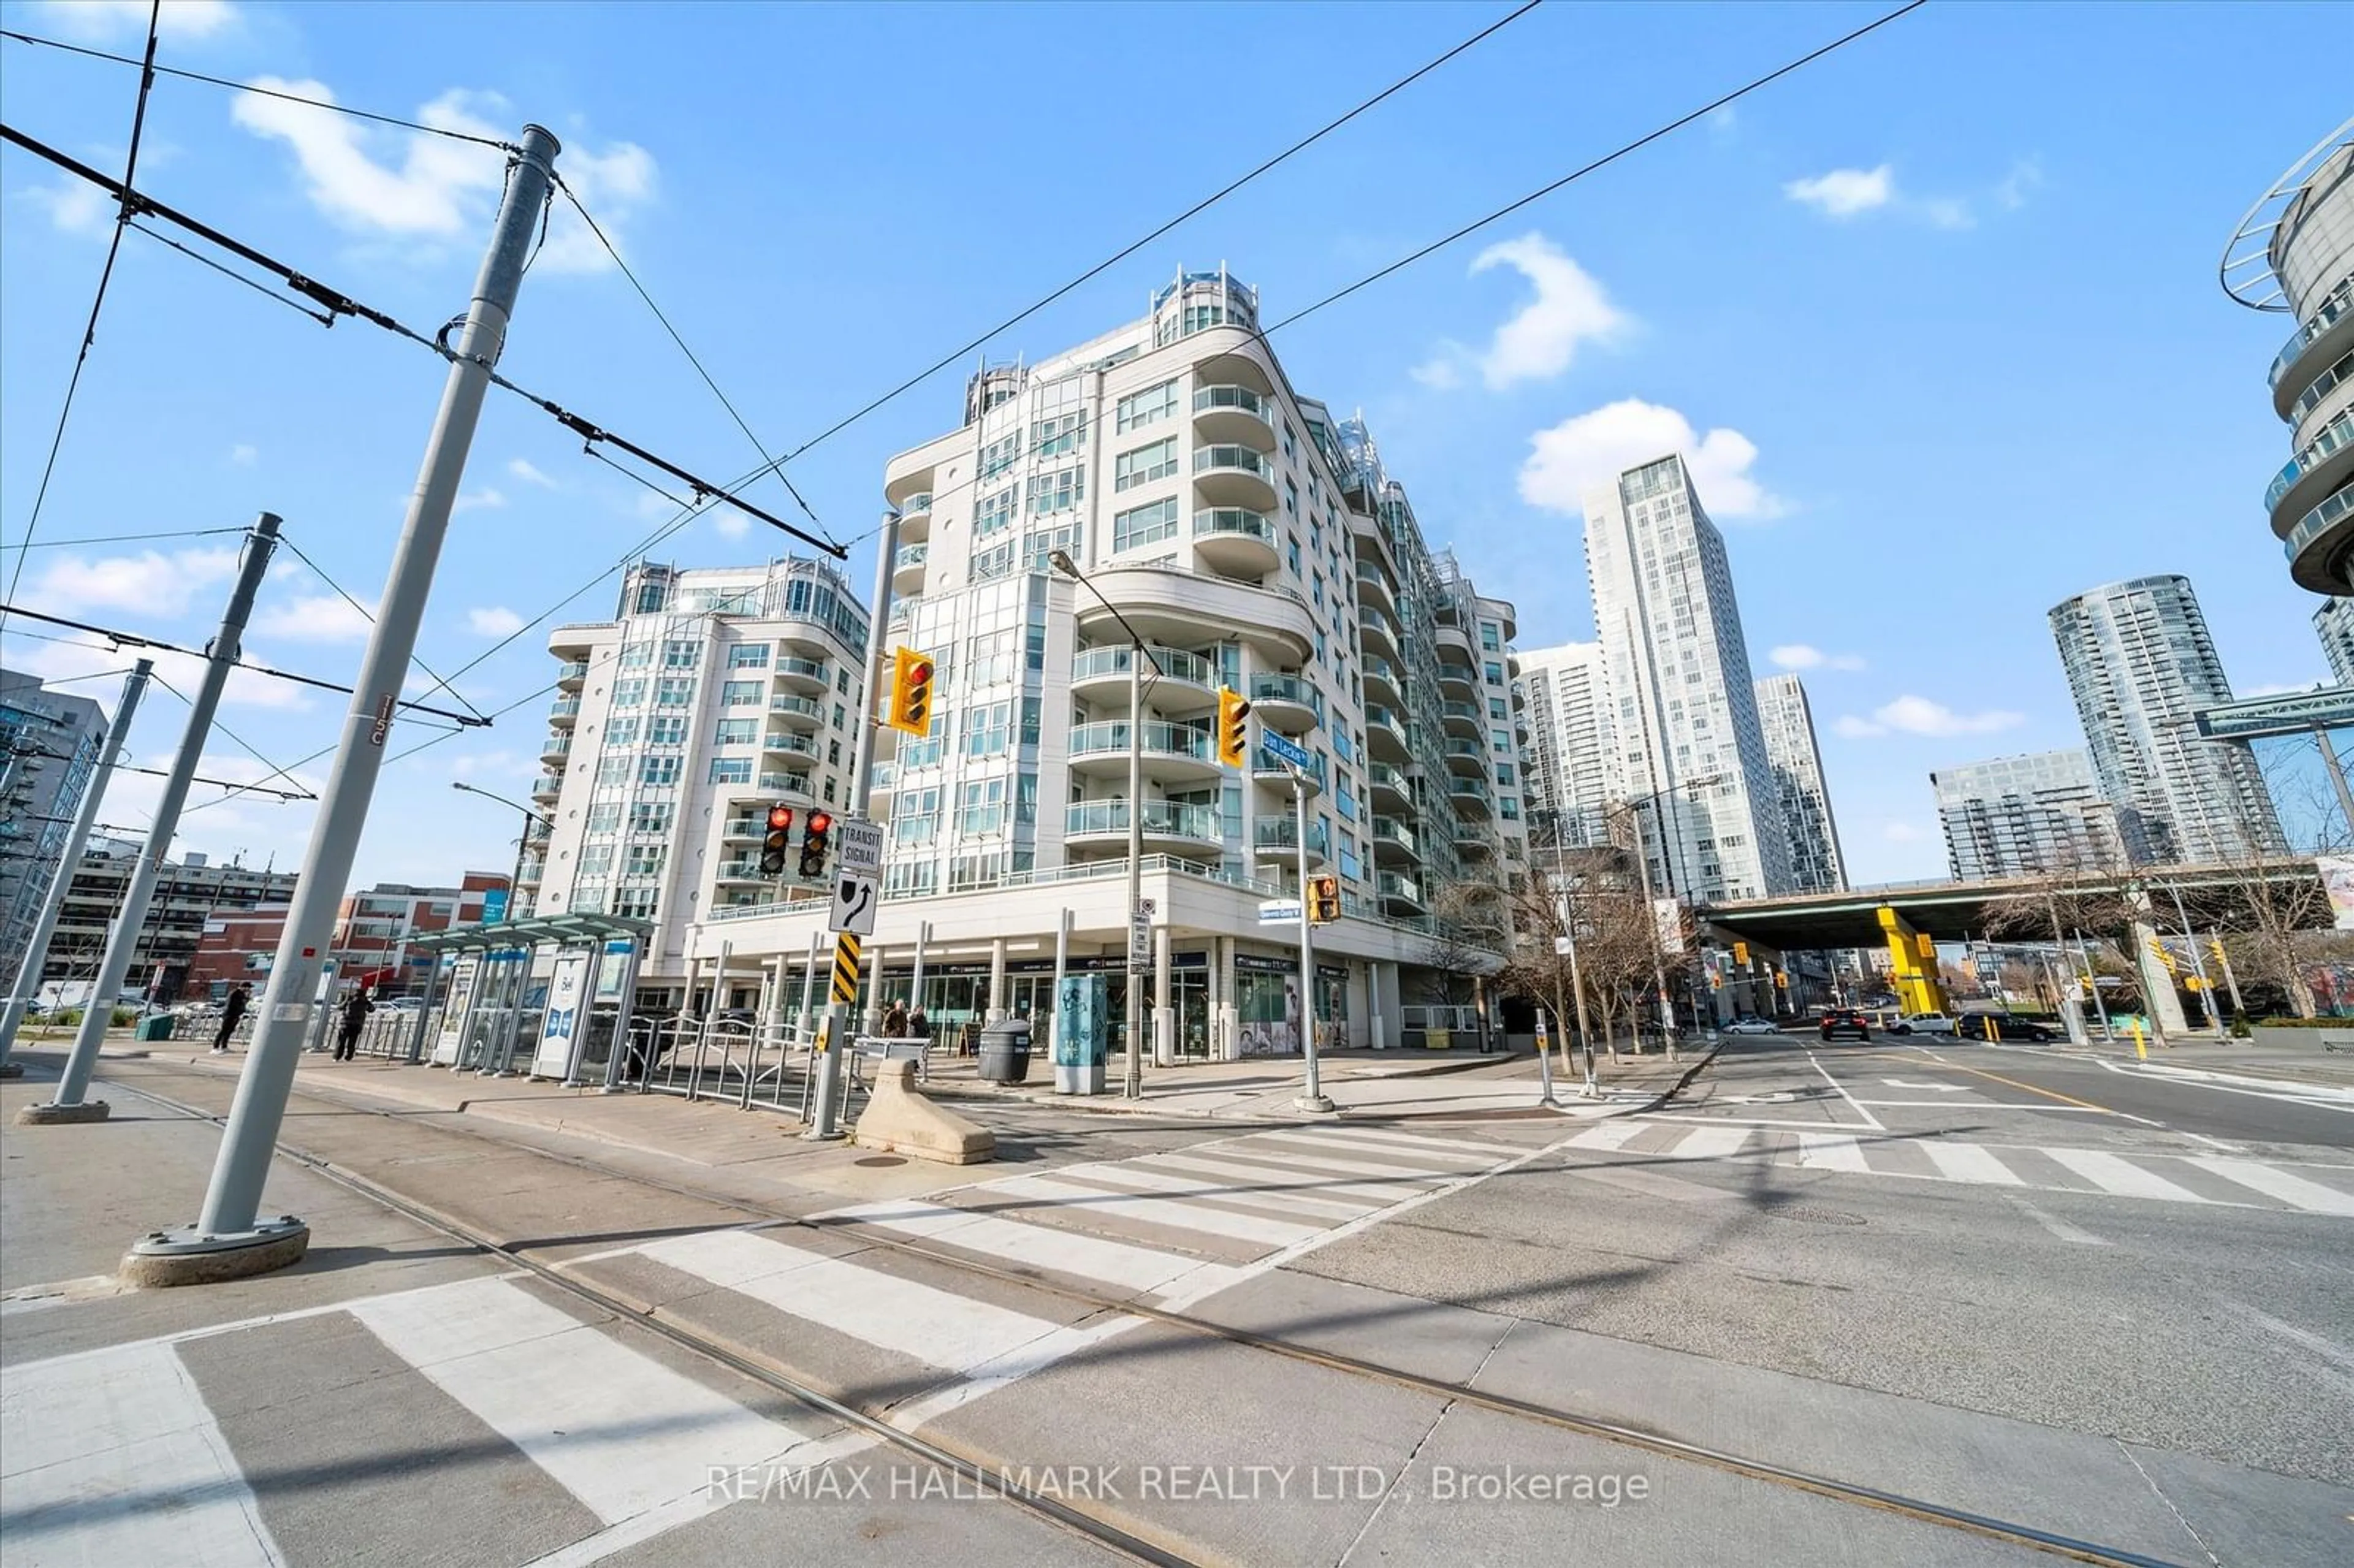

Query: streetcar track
[93,1057,2184,1568]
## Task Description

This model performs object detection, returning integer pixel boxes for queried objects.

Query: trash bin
[135,1014,176,1042]
[977,1019,1033,1085]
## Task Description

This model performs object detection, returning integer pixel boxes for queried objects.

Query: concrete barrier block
[17,1100,110,1125]
[853,1059,995,1165]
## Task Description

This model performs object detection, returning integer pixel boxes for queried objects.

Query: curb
[1621,1041,1724,1116]
[2110,1059,2354,1102]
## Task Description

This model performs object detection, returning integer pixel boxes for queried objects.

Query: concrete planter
[2249,1026,2354,1050]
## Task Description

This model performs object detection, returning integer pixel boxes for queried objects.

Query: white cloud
[1994,156,2043,211]
[1769,644,1865,672]
[506,457,558,489]
[1833,695,2024,739]
[710,507,752,540]
[467,606,525,637]
[1918,196,1975,232]
[6,630,309,712]
[229,443,258,466]
[1883,821,1922,843]
[34,0,237,40]
[1517,398,1786,521]
[1708,106,1739,136]
[454,487,506,513]
[230,80,655,273]
[250,592,373,643]
[1784,164,1894,218]
[1413,233,1628,392]
[32,545,242,617]
[18,180,110,235]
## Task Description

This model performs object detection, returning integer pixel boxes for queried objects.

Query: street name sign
[1260,729,1314,772]
[1259,899,1303,924]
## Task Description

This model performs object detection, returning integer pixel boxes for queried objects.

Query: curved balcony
[775,655,829,693]
[547,695,581,727]
[1065,798,1226,858]
[1449,777,1493,817]
[893,541,929,594]
[1438,661,1477,698]
[866,762,896,810]
[1070,642,1220,717]
[1073,564,1316,664]
[1355,561,1396,615]
[893,488,935,542]
[1253,745,1325,792]
[775,620,837,659]
[1365,704,1411,762]
[1362,653,1401,704]
[1248,672,1323,733]
[1441,699,1484,737]
[1453,824,1495,857]
[530,774,563,802]
[2288,349,2354,430]
[1359,608,1400,660]
[555,660,589,691]
[2271,274,2354,414]
[1371,815,1419,864]
[757,769,810,794]
[539,733,571,765]
[1434,621,1476,663]
[1192,384,1276,446]
[763,731,821,760]
[1068,720,1221,783]
[768,693,824,729]
[1192,508,1280,576]
[1444,737,1488,775]
[2286,480,2354,593]
[1252,816,1330,866]
[1368,761,1412,810]
[2268,408,2354,536]
[1192,444,1278,509]
[1377,871,1425,914]
[714,861,768,885]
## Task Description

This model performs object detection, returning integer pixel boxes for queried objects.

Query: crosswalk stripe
[1797,1133,1870,1173]
[823,1200,1209,1293]
[2043,1149,2211,1205]
[1,1341,284,1568]
[1095,1159,1395,1219]
[350,1276,806,1526]
[986,1173,1326,1247]
[1563,1121,1650,1152]
[1661,1125,1751,1161]
[1273,1126,1520,1162]
[1919,1142,2026,1186]
[1133,1152,1420,1212]
[638,1230,1062,1373]
[2184,1156,2354,1216]
[1222,1138,1468,1182]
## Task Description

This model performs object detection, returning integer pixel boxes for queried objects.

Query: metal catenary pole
[1123,631,1145,1098]
[45,520,279,1114]
[2166,879,2223,1038]
[1293,769,1330,1112]
[156,128,560,1257]
[0,659,151,1064]
[808,510,898,1141]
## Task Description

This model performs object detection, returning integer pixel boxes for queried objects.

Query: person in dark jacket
[333,984,375,1062]
[212,983,250,1054]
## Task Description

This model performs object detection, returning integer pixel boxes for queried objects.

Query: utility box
[135,1014,177,1043]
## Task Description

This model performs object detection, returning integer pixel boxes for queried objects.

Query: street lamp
[1049,548,1162,1100]
[450,782,551,923]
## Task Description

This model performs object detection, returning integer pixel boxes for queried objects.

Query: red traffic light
[767,804,795,832]
[804,809,833,837]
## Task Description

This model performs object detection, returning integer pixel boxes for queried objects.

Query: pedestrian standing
[906,1003,929,1045]
[334,984,375,1062]
[882,1000,909,1038]
[212,982,250,1054]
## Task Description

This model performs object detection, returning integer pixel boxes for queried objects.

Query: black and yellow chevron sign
[831,933,863,1004]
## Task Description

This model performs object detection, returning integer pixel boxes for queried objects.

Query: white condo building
[536,269,1526,1052]
[2317,596,2354,685]
[1930,749,2125,881]
[1753,674,1846,893]
[1585,454,1792,901]
[1514,641,1614,847]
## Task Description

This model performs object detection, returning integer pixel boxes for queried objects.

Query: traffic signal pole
[1293,769,1331,1113]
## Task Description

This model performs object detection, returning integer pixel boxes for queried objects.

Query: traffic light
[886,647,936,736]
[799,809,834,879]
[1733,941,1750,967]
[1307,874,1341,925]
[1774,969,1789,989]
[760,804,794,876]
[2147,935,2179,975]
[2209,937,2228,968]
[1216,686,1252,768]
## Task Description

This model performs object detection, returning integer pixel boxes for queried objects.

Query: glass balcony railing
[1442,700,1484,725]
[1254,744,1326,788]
[768,694,823,718]
[530,775,562,796]
[1377,872,1423,905]
[2285,482,2354,562]
[763,732,820,756]
[2271,275,2353,390]
[555,660,590,686]
[1192,508,1276,544]
[1194,446,1272,480]
[1193,384,1271,420]
[1366,704,1407,737]
[1372,816,1418,854]
[777,655,828,682]
[1367,761,1411,796]
[1073,643,1217,688]
[1445,737,1486,760]
[900,491,934,516]
[1360,609,1400,644]
[1069,721,1214,762]
[1065,799,1222,840]
[758,771,811,793]
[894,542,929,571]
[869,762,896,791]
[2288,348,2354,425]
[548,696,581,720]
[1362,655,1399,689]
[1253,818,1330,856]
[1249,672,1324,719]
[2268,409,2354,513]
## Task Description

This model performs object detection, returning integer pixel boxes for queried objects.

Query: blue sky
[1,0,2343,891]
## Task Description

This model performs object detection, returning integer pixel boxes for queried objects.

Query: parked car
[1958,1013,2055,1043]
[1819,1008,1872,1041]
[1721,1016,1780,1036]
[1890,1013,1959,1035]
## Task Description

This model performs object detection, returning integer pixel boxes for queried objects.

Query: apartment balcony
[775,655,829,693]
[1444,737,1488,775]
[1371,815,1420,864]
[1192,384,1276,446]
[539,733,571,764]
[1065,798,1225,859]
[2285,481,2354,593]
[1075,563,1317,664]
[1434,621,1476,663]
[1247,672,1323,734]
[1192,508,1280,576]
[893,541,929,595]
[547,696,581,727]
[1438,663,1477,698]
[1068,720,1221,783]
[867,761,896,807]
[714,861,769,884]
[529,774,562,801]
[1365,704,1411,762]
[1358,608,1400,660]
[1368,761,1412,810]
[776,620,835,659]
[721,815,764,842]
[1377,871,1426,914]
[768,693,825,729]
[1441,699,1484,738]
[758,770,812,793]
[894,489,934,542]
[1355,560,1396,615]
[1252,816,1330,867]
[2268,408,2354,539]
[1449,776,1493,816]
[1192,445,1277,509]
[763,731,821,760]
[1362,654,1401,704]
[1454,825,1495,858]
[555,660,590,691]
[1253,744,1327,792]
[1071,643,1218,717]
[2270,275,2354,415]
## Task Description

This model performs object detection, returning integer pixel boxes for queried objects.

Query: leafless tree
[1417,879,1506,1011]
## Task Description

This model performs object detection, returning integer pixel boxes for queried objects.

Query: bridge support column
[2130,896,2190,1043]
[1876,907,1950,1016]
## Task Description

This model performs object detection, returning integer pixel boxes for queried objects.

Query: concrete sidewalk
[2043,1037,2354,1094]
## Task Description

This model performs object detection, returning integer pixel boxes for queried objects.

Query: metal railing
[1066,799,1222,840]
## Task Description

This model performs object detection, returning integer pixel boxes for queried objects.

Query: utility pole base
[17,1100,109,1125]
[122,1216,308,1288]
[1293,1094,1336,1114]
[799,1128,847,1143]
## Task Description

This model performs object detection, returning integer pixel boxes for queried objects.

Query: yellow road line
[1875,1052,2117,1113]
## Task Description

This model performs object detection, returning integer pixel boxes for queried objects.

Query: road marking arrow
[1880,1078,1967,1092]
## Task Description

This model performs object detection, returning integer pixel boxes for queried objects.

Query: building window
[972,540,1016,582]
[720,679,761,707]
[975,486,1017,537]
[577,844,614,876]
[1480,622,1501,652]
[640,755,680,786]
[1032,411,1086,457]
[1115,379,1178,433]
[647,715,687,746]
[1112,497,1179,552]
[709,758,753,785]
[604,717,641,746]
[729,644,770,669]
[957,777,1008,835]
[1026,464,1085,516]
[1496,764,1515,786]
[655,677,695,707]
[964,701,1011,757]
[625,843,665,877]
[663,639,701,669]
[1114,437,1177,492]
[618,641,654,668]
[1483,661,1504,686]
[980,432,1022,480]
[629,802,672,832]
[596,756,632,784]
[585,804,621,834]
[613,889,658,919]
[714,718,757,746]
[612,679,646,708]
[894,786,940,846]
